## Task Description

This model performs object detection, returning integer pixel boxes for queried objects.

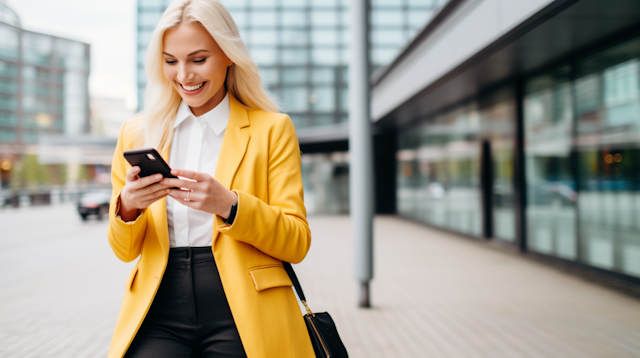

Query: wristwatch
[223,201,238,225]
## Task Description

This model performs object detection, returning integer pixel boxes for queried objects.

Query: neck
[190,86,227,117]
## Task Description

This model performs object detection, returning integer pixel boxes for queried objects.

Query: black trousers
[125,247,247,358]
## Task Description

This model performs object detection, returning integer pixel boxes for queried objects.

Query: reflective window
[281,11,306,27]
[301,152,350,215]
[312,48,339,65]
[574,37,640,277]
[250,11,277,27]
[281,48,308,65]
[525,67,576,258]
[251,0,276,7]
[281,30,308,46]
[258,67,278,86]
[250,30,278,46]
[311,86,335,112]
[371,10,403,27]
[280,0,306,8]
[481,89,516,242]
[250,48,277,65]
[372,47,400,66]
[0,62,18,78]
[55,40,88,71]
[311,11,338,27]
[311,0,337,8]
[282,68,307,84]
[23,33,52,66]
[139,11,163,27]
[311,30,338,46]
[372,29,405,46]
[311,68,335,84]
[219,0,247,9]
[280,86,309,112]
[398,103,482,236]
[408,10,433,28]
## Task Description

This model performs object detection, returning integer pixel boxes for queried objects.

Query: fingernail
[156,174,162,179]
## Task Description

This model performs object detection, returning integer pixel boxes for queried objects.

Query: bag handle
[283,262,314,315]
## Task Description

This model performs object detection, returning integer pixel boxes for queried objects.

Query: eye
[165,59,177,64]
[193,58,207,63]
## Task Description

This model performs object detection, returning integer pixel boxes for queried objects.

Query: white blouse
[166,92,230,248]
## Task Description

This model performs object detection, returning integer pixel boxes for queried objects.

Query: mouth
[179,81,207,94]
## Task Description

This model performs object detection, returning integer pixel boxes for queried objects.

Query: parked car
[77,189,112,221]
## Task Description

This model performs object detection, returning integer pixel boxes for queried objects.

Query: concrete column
[349,0,373,308]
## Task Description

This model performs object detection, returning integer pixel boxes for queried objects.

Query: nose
[176,64,195,84]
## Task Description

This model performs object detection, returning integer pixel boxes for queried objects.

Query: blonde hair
[136,0,279,153]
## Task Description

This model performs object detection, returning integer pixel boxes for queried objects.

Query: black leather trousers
[125,247,246,358]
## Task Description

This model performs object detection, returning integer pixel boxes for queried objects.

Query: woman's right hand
[118,166,170,222]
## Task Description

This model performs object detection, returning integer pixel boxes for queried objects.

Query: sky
[7,0,138,109]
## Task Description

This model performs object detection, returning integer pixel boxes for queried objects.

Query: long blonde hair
[136,0,279,153]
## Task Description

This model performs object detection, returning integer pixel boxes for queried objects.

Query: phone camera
[146,153,156,161]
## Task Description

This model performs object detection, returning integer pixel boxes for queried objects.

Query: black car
[77,189,112,221]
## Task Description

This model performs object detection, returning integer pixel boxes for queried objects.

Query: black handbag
[283,262,349,358]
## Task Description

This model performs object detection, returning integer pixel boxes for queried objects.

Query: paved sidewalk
[1,207,640,357]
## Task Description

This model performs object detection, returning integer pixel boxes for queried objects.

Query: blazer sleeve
[107,120,148,262]
[216,115,311,264]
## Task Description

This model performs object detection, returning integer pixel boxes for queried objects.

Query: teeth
[182,82,204,91]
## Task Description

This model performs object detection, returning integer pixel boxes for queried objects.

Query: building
[369,0,640,284]
[136,0,447,213]
[0,1,91,188]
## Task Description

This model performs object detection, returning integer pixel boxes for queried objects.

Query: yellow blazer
[107,95,315,358]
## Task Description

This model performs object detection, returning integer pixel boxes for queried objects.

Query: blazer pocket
[125,266,139,291]
[249,265,293,292]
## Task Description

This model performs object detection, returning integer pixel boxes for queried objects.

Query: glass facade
[0,21,90,146]
[136,0,447,129]
[398,34,640,279]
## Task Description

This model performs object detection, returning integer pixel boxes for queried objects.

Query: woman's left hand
[162,169,238,219]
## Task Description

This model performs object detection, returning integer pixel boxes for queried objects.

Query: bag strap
[283,262,314,315]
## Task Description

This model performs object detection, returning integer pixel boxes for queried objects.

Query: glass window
[281,0,306,7]
[23,33,53,66]
[282,68,307,84]
[0,62,18,78]
[311,11,338,27]
[481,89,516,242]
[250,0,276,7]
[371,10,403,27]
[139,10,163,27]
[281,30,308,46]
[311,0,337,8]
[230,11,246,27]
[311,86,335,112]
[408,10,433,28]
[0,79,17,95]
[0,95,17,110]
[250,11,277,27]
[311,30,338,46]
[339,86,348,111]
[55,40,88,71]
[371,47,400,66]
[372,0,402,6]
[281,49,308,65]
[250,48,277,65]
[0,25,18,61]
[339,10,349,27]
[138,29,154,47]
[280,86,309,112]
[0,129,17,142]
[139,0,164,9]
[0,113,17,126]
[220,0,247,9]
[372,29,405,46]
[250,30,278,46]
[281,11,307,27]
[312,48,339,65]
[258,67,278,86]
[573,36,640,277]
[311,68,335,84]
[340,29,349,45]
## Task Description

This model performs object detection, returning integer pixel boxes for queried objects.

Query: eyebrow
[162,49,210,57]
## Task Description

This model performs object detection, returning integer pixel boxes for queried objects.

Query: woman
[106,0,314,357]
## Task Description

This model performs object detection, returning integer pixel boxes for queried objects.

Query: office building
[368,0,640,283]
[0,1,91,164]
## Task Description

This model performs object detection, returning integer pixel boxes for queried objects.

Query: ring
[184,190,191,202]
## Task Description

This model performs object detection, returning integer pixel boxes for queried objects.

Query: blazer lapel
[215,94,251,190]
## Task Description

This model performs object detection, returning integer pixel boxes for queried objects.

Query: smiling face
[162,22,233,117]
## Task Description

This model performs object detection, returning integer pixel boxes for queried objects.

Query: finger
[161,178,199,190]
[132,174,164,190]
[136,182,170,198]
[126,166,141,182]
[170,169,211,182]
[167,190,197,208]
[139,187,170,203]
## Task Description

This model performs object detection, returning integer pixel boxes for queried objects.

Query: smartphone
[123,148,179,185]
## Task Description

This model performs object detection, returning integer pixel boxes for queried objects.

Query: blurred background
[1,0,640,357]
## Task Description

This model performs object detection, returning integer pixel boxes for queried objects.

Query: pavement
[1,204,640,357]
